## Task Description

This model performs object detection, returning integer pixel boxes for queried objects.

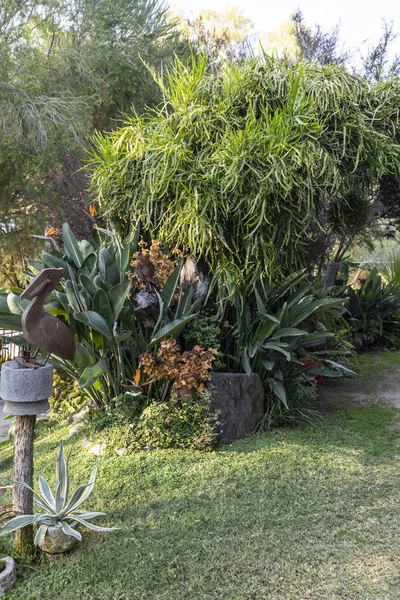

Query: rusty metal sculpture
[19,267,75,364]
[2,268,75,556]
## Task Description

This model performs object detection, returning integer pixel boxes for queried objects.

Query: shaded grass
[350,350,400,381]
[0,395,400,599]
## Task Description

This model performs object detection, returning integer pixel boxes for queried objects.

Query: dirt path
[318,351,400,413]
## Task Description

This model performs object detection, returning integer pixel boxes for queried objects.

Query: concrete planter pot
[0,556,16,597]
[210,373,264,444]
[0,361,52,416]
[39,525,79,556]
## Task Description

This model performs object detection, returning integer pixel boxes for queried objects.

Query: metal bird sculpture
[19,268,75,364]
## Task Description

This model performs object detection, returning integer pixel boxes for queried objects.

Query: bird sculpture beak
[21,268,63,300]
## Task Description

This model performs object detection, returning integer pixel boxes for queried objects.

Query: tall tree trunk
[13,415,36,557]
[323,260,340,288]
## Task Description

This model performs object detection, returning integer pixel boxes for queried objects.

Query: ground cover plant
[0,352,399,599]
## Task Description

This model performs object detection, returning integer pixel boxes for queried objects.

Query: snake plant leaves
[98,248,120,287]
[40,252,68,272]
[108,281,132,322]
[160,263,182,314]
[74,343,95,371]
[62,223,83,268]
[92,288,113,329]
[6,293,29,315]
[147,314,197,349]
[268,378,288,409]
[0,315,22,331]
[79,359,107,388]
[73,311,112,339]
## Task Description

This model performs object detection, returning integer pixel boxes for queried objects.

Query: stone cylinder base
[0,361,53,402]
[4,399,50,416]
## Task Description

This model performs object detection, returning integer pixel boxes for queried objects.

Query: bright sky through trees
[172,0,400,57]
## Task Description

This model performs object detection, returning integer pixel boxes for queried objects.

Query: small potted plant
[0,442,117,556]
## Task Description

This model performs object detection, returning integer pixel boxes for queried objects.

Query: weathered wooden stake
[12,415,36,556]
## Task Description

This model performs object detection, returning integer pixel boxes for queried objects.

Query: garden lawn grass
[1,356,400,599]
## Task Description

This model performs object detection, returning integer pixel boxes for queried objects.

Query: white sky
[171,0,400,58]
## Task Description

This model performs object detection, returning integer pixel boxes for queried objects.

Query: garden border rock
[210,373,264,443]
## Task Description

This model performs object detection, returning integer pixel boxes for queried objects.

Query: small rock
[69,407,89,424]
[69,424,83,436]
[88,443,106,456]
[145,444,156,451]
[116,448,128,456]
[81,439,91,448]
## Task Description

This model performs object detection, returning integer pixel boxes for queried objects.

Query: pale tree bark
[13,415,36,557]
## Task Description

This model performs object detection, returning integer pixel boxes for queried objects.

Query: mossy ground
[1,353,400,599]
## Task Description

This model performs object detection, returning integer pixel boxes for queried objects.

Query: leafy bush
[133,390,218,450]
[50,370,88,417]
[0,223,197,409]
[346,268,400,348]
[214,271,352,421]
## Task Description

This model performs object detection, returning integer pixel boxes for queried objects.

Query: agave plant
[0,442,115,546]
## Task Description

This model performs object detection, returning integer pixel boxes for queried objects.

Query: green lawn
[2,355,400,599]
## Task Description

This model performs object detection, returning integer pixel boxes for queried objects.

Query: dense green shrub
[133,390,218,450]
[50,370,88,416]
[212,271,352,422]
[90,55,400,296]
[346,268,400,348]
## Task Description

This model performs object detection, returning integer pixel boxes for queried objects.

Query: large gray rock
[0,556,16,597]
[0,361,52,416]
[210,373,264,443]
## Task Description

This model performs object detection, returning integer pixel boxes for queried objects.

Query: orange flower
[89,204,97,217]
[44,226,60,240]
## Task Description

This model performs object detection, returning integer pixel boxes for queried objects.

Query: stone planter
[0,361,53,416]
[0,556,16,597]
[210,373,264,444]
[39,525,79,555]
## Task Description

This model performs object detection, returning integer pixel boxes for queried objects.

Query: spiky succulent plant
[0,442,116,546]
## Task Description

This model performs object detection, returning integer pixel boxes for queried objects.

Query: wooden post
[12,415,36,557]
